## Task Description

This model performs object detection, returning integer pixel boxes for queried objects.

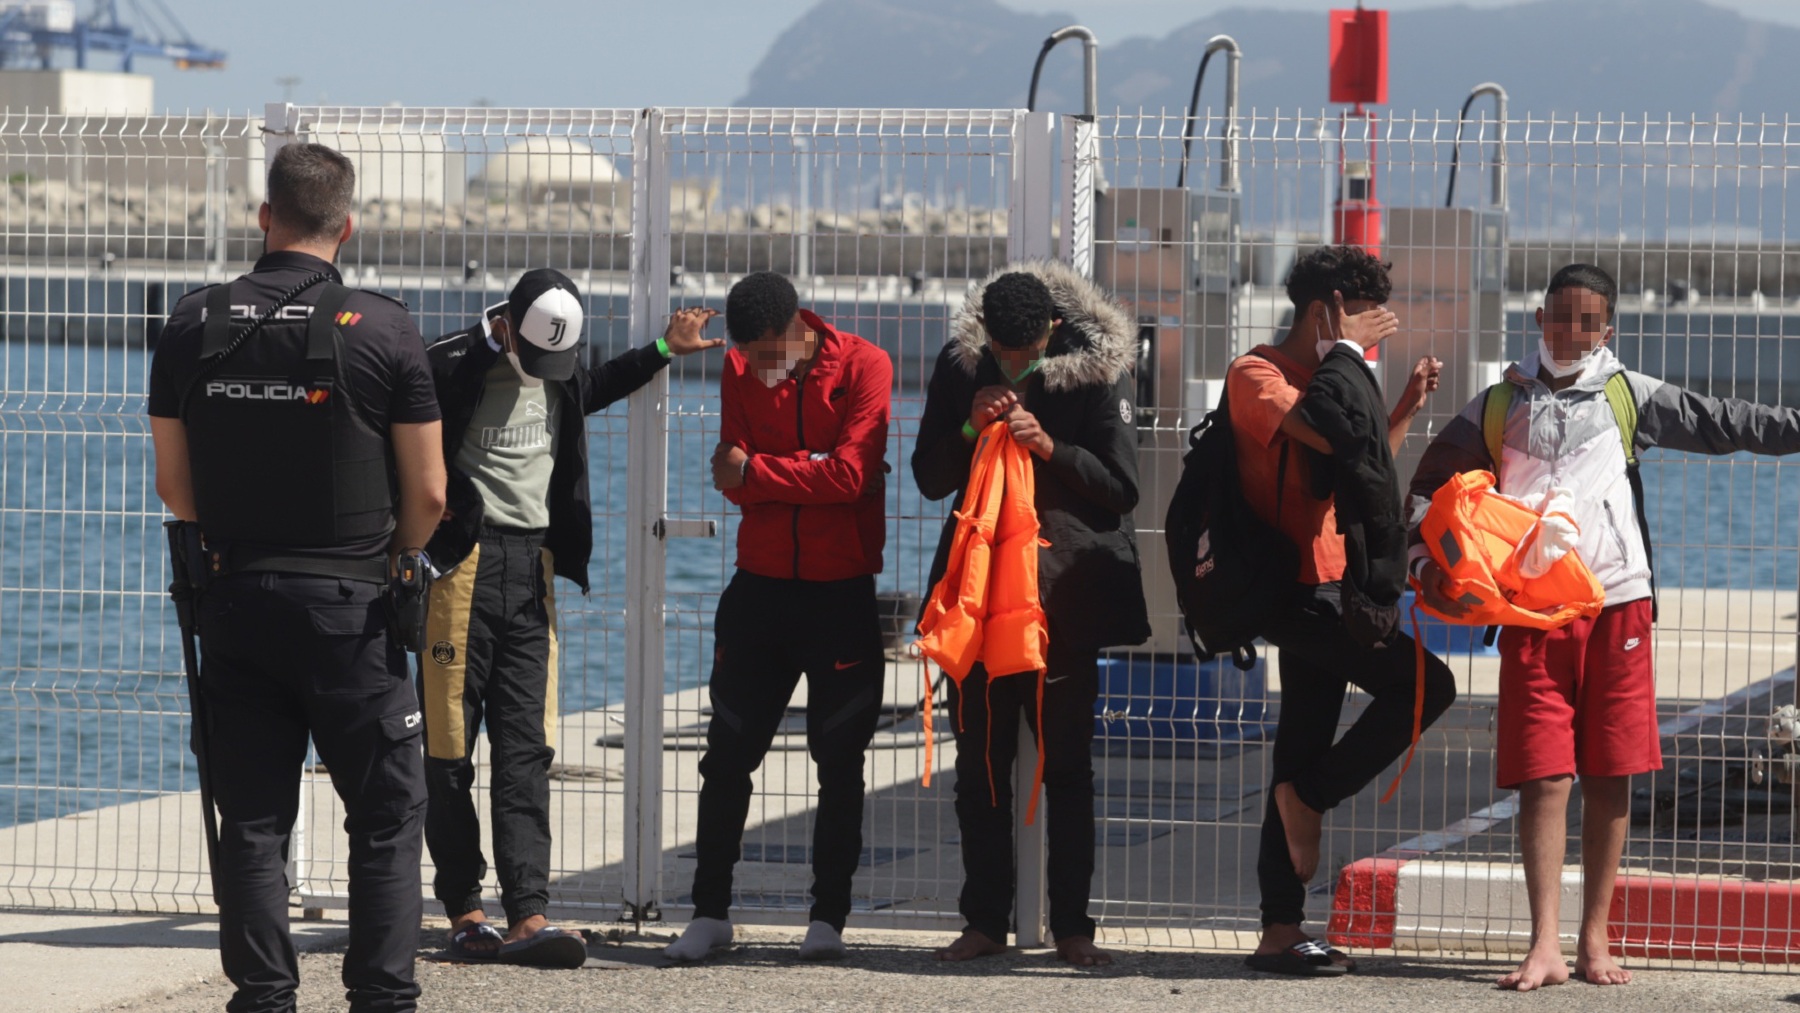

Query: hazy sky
[125,0,1800,113]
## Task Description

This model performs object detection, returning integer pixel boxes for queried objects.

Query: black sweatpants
[418,528,559,926]
[689,570,885,932]
[197,572,426,1013]
[944,640,1100,945]
[1256,581,1457,927]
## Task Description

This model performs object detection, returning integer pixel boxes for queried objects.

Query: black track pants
[418,528,559,926]
[688,571,885,932]
[1255,581,1457,927]
[944,641,1100,945]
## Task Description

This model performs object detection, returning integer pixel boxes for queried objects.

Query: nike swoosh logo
[1045,675,1069,684]
[833,660,860,671]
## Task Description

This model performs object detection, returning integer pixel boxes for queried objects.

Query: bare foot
[448,910,500,957]
[503,913,549,945]
[1274,782,1323,882]
[934,929,1007,962]
[1574,940,1632,985]
[1497,944,1571,991]
[1055,937,1113,966]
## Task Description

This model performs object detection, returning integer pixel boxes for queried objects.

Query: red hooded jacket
[720,310,892,581]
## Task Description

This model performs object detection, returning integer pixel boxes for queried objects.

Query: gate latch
[653,517,718,541]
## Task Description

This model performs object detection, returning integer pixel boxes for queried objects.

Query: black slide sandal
[1244,939,1351,977]
[446,921,504,962]
[497,926,589,969]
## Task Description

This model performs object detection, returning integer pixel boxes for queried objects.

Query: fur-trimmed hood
[949,260,1135,393]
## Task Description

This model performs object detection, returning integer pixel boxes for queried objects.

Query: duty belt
[206,545,389,584]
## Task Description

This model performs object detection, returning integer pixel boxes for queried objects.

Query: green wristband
[961,421,979,442]
[655,336,672,359]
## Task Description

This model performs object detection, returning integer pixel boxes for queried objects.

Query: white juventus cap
[507,268,584,381]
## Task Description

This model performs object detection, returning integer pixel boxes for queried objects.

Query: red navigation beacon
[1329,5,1388,360]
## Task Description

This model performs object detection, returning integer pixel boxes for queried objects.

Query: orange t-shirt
[1224,345,1346,585]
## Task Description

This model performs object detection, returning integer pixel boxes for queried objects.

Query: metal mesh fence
[0,110,259,911]
[0,102,1797,967]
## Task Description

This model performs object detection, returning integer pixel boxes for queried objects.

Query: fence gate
[621,107,1063,934]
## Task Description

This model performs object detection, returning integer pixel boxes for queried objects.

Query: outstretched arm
[1637,375,1800,456]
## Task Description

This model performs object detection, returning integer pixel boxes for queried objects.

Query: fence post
[1060,115,1097,275]
[262,103,297,174]
[1009,109,1056,948]
[623,107,673,923]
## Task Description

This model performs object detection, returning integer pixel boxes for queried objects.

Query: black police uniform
[147,250,440,1013]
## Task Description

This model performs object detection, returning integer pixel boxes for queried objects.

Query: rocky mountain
[738,0,1794,119]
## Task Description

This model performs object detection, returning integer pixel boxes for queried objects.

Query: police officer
[148,142,446,1013]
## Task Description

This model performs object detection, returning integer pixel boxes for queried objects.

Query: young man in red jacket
[665,271,894,963]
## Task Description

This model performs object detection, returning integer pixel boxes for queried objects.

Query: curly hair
[979,271,1056,348]
[1285,245,1392,316]
[1547,263,1618,322]
[725,271,798,344]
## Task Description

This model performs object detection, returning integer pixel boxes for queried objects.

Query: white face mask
[1537,335,1592,379]
[1315,306,1345,363]
[504,350,545,388]
[755,356,800,387]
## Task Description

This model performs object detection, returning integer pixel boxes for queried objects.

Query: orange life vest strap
[921,666,937,788]
[1380,601,1428,804]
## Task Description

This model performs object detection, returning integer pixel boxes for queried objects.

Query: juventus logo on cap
[548,317,569,347]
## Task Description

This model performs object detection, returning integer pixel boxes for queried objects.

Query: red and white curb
[1329,671,1800,961]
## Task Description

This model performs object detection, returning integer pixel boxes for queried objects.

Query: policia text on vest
[148,142,448,1013]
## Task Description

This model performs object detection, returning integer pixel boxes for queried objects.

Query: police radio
[386,548,433,653]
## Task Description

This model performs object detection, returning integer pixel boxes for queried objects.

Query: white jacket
[1407,344,1800,604]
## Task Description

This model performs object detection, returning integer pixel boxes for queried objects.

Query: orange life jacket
[1413,470,1606,629]
[914,420,1051,823]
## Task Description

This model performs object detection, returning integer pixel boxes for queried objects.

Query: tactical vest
[181,280,397,552]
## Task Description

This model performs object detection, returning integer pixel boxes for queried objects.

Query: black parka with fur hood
[913,260,1151,653]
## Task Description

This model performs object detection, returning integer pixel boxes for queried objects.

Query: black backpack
[1164,378,1301,670]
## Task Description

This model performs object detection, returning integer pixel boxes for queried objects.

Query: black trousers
[944,640,1100,945]
[418,528,559,925]
[197,572,425,1013]
[689,571,885,931]
[1256,582,1457,927]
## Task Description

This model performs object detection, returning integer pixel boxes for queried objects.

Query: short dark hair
[1286,245,1392,316]
[725,271,798,344]
[1547,263,1618,322]
[266,143,355,243]
[979,271,1055,349]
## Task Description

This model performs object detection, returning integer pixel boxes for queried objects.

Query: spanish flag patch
[335,311,363,326]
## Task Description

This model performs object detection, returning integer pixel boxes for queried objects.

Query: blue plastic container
[1092,652,1277,757]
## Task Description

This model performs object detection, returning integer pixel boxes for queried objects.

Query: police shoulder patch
[431,641,456,665]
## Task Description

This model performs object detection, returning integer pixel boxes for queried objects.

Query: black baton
[164,520,220,892]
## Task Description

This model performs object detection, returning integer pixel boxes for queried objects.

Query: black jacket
[425,316,669,592]
[913,260,1151,652]
[1296,343,1406,645]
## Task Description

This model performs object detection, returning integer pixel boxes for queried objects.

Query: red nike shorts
[1494,598,1661,789]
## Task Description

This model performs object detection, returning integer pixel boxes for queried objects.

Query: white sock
[664,917,733,961]
[798,920,846,960]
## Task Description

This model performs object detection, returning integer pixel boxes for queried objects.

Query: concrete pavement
[0,910,347,1012]
[105,922,1800,1013]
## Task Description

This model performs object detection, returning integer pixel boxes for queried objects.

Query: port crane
[0,0,223,72]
